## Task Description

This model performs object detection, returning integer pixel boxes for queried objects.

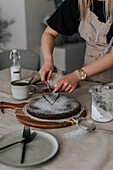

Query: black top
[47,0,113,44]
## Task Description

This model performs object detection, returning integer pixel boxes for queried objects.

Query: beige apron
[79,8,113,83]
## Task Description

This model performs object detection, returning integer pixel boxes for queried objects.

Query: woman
[39,0,113,93]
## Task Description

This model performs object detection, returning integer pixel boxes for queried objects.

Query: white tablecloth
[0,68,113,170]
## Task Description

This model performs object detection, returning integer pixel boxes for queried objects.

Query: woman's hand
[39,59,54,82]
[39,26,59,83]
[52,70,80,93]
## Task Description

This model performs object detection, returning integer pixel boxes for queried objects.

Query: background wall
[25,0,56,54]
[0,0,27,50]
[0,0,85,72]
[0,0,55,54]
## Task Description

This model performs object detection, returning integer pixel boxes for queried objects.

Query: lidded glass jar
[10,49,21,81]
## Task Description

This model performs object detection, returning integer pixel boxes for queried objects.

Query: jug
[89,83,113,122]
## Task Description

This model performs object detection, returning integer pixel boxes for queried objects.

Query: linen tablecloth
[0,68,113,170]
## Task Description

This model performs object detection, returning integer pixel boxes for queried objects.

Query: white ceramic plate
[0,130,59,167]
[23,104,85,122]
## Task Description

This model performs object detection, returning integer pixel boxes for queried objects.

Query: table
[0,68,113,170]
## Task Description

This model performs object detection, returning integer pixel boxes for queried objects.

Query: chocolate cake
[26,94,81,120]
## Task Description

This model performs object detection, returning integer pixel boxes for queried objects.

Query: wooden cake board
[0,101,86,128]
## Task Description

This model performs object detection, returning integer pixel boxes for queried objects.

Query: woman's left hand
[52,70,80,93]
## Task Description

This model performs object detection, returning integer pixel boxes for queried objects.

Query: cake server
[43,92,59,105]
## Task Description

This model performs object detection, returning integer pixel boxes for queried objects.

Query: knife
[20,125,30,164]
[20,125,37,164]
[0,131,37,151]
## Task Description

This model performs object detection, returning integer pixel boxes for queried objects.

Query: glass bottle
[10,49,21,81]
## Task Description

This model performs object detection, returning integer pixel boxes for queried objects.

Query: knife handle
[21,141,27,164]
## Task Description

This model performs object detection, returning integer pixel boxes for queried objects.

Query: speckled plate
[0,130,59,167]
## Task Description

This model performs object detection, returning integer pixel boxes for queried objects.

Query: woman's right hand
[39,59,54,82]
[39,26,59,83]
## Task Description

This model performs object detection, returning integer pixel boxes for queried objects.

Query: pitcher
[89,83,113,122]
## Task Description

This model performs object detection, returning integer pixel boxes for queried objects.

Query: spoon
[28,77,34,84]
[72,117,113,134]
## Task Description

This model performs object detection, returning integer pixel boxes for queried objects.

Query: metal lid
[10,49,21,61]
[103,82,113,89]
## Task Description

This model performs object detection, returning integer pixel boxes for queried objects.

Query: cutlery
[43,92,59,105]
[28,77,34,84]
[0,131,37,151]
[46,80,50,89]
[20,125,30,164]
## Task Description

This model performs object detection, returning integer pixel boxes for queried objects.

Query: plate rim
[23,104,85,123]
[0,130,59,167]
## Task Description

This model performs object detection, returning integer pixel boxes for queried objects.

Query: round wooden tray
[0,101,86,128]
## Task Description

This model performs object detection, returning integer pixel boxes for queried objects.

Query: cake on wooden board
[26,93,81,120]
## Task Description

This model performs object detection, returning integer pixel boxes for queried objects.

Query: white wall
[0,0,55,54]
[25,0,55,54]
[0,0,27,50]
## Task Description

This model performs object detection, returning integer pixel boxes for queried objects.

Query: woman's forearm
[82,47,113,78]
[39,26,59,81]
[41,26,58,62]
